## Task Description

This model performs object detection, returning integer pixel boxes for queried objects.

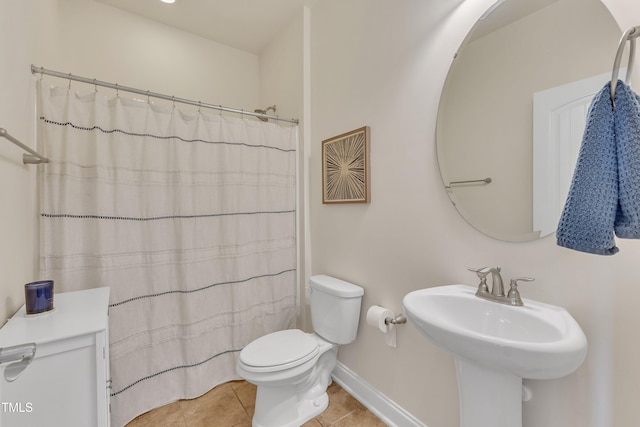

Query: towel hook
[611,26,640,105]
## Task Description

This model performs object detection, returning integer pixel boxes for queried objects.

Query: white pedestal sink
[403,285,587,427]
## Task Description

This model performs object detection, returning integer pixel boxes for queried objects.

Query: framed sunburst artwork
[322,126,370,204]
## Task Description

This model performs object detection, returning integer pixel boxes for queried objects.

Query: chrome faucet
[487,267,504,297]
[468,267,534,306]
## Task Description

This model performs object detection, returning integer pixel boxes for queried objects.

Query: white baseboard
[331,362,427,427]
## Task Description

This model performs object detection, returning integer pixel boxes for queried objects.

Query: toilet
[236,275,364,427]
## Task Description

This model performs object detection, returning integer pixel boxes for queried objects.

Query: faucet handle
[467,266,490,276]
[467,267,490,293]
[507,277,535,306]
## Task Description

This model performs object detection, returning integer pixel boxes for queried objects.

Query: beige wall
[0,1,50,324]
[260,14,304,124]
[43,0,261,109]
[258,11,309,325]
[310,0,640,426]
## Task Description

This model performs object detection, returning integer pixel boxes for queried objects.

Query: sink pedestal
[455,357,522,427]
[403,285,588,427]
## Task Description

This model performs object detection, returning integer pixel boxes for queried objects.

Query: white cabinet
[0,287,110,427]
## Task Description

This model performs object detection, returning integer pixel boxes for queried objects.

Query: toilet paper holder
[384,314,407,325]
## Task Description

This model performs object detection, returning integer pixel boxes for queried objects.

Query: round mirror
[437,0,622,242]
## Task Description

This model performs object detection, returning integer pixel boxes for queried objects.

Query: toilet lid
[240,329,319,368]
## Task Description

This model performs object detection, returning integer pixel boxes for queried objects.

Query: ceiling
[96,0,560,54]
[95,0,312,54]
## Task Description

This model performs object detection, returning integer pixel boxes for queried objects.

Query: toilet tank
[310,275,364,344]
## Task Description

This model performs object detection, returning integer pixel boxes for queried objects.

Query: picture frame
[322,126,370,204]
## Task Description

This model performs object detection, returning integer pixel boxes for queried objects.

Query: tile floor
[125,380,387,427]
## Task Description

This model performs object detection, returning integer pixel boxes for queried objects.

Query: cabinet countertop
[0,287,110,347]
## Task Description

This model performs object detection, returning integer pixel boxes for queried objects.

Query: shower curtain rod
[31,65,299,125]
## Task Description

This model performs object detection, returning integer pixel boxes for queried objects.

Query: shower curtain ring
[93,78,98,93]
[115,83,119,97]
[147,91,151,104]
[67,74,72,91]
[172,96,176,109]
[198,101,202,113]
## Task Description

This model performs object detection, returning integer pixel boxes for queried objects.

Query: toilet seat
[240,329,319,373]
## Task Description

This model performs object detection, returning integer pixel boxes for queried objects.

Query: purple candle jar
[24,280,54,315]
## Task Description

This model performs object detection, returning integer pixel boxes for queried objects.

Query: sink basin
[403,284,587,427]
[402,284,587,379]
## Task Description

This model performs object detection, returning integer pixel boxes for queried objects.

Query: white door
[532,72,613,236]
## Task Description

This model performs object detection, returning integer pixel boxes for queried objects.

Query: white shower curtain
[37,82,298,426]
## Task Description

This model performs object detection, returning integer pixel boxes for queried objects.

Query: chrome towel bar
[446,177,492,188]
[0,127,49,164]
[611,25,640,105]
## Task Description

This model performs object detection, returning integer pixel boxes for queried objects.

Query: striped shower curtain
[37,82,298,426]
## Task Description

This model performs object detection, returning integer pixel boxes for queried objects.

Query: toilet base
[252,388,328,427]
[241,337,338,427]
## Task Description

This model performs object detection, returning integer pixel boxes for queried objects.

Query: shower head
[254,105,276,122]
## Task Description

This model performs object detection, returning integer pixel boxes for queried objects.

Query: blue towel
[557,80,640,255]
[557,83,618,255]
[613,82,640,238]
